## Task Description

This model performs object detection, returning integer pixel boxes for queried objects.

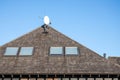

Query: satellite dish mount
[42,16,51,33]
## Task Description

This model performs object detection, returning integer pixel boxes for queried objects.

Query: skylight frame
[50,47,63,55]
[65,47,79,55]
[19,47,34,56]
[4,47,19,56]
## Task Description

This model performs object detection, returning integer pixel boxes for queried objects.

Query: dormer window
[4,47,19,55]
[50,47,63,55]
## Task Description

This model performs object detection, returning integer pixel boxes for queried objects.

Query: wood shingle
[0,26,120,75]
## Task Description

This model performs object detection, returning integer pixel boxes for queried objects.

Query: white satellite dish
[44,16,50,25]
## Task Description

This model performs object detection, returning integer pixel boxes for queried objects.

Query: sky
[0,0,120,57]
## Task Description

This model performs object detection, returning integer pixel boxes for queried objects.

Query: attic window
[19,47,33,55]
[50,47,63,54]
[65,47,78,55]
[4,47,19,55]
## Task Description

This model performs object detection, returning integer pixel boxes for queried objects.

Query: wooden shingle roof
[0,26,120,74]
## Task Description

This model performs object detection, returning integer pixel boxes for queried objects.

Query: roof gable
[0,26,120,74]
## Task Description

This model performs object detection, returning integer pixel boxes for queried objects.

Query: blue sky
[0,0,120,57]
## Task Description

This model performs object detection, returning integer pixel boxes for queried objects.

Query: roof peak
[0,25,120,74]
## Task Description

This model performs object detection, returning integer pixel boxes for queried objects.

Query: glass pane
[54,78,61,80]
[46,78,53,80]
[13,78,19,80]
[79,78,85,80]
[71,78,77,80]
[4,78,11,80]
[62,78,69,80]
[50,47,63,54]
[105,78,112,80]
[37,78,44,80]
[88,78,94,80]
[113,78,118,80]
[21,78,28,80]
[4,47,19,55]
[29,78,36,80]
[96,78,103,80]
[65,47,78,55]
[20,47,33,55]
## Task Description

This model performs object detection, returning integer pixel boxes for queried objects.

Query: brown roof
[108,57,120,66]
[0,26,120,74]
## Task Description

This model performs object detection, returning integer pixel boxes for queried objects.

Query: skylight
[50,47,63,54]
[65,47,78,55]
[4,47,19,55]
[19,47,33,55]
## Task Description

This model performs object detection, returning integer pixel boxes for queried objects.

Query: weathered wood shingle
[0,26,120,74]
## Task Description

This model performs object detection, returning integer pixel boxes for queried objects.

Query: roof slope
[0,26,120,74]
[108,57,120,67]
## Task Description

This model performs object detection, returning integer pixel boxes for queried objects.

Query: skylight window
[19,47,33,55]
[65,47,78,55]
[4,47,19,55]
[50,47,63,54]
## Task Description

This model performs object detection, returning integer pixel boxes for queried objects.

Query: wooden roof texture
[0,26,120,74]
